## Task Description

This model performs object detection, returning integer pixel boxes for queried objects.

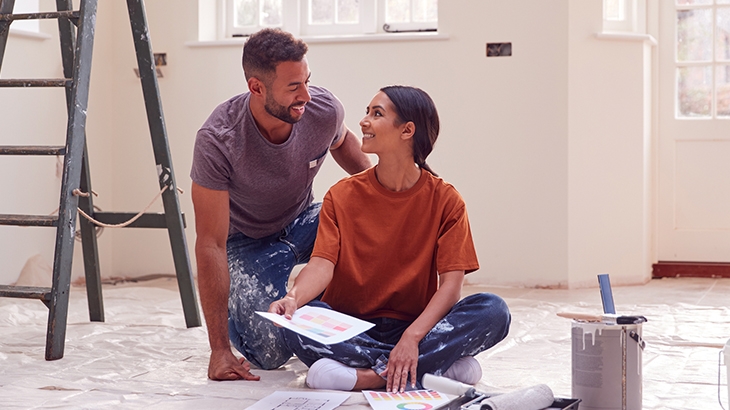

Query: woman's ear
[400,121,415,141]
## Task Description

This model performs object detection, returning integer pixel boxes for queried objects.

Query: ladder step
[0,214,58,227]
[0,79,72,88]
[0,146,65,155]
[0,285,52,302]
[0,11,79,22]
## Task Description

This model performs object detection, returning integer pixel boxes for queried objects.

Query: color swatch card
[363,390,451,410]
[256,306,374,345]
[247,391,350,410]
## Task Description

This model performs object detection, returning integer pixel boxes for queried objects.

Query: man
[190,28,371,381]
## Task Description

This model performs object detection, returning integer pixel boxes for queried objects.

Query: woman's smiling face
[359,91,408,155]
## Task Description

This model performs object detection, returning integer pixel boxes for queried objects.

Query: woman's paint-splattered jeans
[282,293,511,386]
[226,202,321,370]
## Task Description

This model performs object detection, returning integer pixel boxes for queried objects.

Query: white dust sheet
[0,277,728,409]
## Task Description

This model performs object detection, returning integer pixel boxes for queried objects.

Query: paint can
[571,321,645,410]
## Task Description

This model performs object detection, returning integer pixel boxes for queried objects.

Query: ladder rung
[0,285,52,302]
[0,146,65,155]
[93,212,187,229]
[0,214,58,227]
[0,79,72,88]
[0,11,79,22]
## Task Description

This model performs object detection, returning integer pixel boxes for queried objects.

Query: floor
[0,277,728,409]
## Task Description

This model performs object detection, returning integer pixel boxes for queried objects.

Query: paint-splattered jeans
[282,293,511,386]
[227,202,321,370]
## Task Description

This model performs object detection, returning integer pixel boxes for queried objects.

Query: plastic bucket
[571,321,644,410]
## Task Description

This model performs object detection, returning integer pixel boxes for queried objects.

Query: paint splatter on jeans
[283,293,511,386]
[227,203,321,370]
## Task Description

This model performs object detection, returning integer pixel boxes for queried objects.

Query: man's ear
[400,121,415,141]
[248,77,265,96]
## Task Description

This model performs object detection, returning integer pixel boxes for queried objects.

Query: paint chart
[363,390,451,410]
[247,391,350,410]
[256,306,374,345]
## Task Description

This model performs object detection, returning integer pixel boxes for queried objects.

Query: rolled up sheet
[478,384,554,410]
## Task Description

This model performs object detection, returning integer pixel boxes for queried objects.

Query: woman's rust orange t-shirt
[313,167,479,322]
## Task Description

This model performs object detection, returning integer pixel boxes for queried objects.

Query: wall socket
[487,42,512,57]
[134,53,167,78]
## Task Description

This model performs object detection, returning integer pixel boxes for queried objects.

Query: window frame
[378,0,437,33]
[674,1,730,119]
[603,0,637,33]
[8,0,40,34]
[223,0,437,39]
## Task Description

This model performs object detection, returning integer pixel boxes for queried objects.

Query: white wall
[567,1,654,287]
[0,0,655,289]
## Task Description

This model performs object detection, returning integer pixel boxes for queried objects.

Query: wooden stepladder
[0,0,201,360]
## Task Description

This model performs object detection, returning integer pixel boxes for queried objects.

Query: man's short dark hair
[242,29,308,84]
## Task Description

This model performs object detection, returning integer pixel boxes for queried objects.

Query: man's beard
[264,93,304,124]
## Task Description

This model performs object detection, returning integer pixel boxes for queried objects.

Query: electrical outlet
[486,42,512,57]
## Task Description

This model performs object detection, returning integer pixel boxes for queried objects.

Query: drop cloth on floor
[0,278,727,409]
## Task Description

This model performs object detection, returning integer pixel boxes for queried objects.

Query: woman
[268,86,511,393]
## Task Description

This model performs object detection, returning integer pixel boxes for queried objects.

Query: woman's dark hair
[380,85,440,176]
[242,28,308,84]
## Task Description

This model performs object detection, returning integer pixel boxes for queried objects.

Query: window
[675,0,730,118]
[603,0,637,33]
[225,0,437,38]
[8,0,40,34]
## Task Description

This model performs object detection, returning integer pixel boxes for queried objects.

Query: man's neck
[249,99,293,144]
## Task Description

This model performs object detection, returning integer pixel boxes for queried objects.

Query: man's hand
[208,349,261,381]
[381,334,419,393]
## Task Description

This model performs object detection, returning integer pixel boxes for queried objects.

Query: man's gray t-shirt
[191,85,345,239]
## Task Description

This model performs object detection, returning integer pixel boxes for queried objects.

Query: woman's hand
[378,271,465,392]
[268,295,298,320]
[381,333,420,393]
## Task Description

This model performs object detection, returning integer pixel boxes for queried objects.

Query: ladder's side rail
[78,143,103,321]
[0,0,17,70]
[56,0,74,78]
[46,0,98,361]
[56,0,104,323]
[126,0,201,328]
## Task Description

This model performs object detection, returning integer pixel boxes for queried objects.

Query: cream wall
[0,0,654,289]
[567,1,654,288]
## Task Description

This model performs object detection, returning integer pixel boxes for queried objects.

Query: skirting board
[652,262,730,278]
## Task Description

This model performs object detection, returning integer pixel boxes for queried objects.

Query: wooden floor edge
[652,261,730,278]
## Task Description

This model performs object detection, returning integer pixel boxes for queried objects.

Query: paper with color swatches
[256,306,374,345]
[363,390,451,410]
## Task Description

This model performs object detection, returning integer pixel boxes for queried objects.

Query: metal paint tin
[571,321,644,410]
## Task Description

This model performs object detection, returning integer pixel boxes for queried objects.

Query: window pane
[678,66,713,117]
[677,0,712,5]
[337,0,359,24]
[235,0,258,27]
[718,65,730,117]
[719,7,730,62]
[311,0,334,24]
[413,0,437,22]
[677,9,713,62]
[386,0,410,23]
[261,0,282,26]
[604,0,625,21]
[12,0,40,32]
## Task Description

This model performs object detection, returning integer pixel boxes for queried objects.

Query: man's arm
[330,125,372,175]
[191,182,259,381]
